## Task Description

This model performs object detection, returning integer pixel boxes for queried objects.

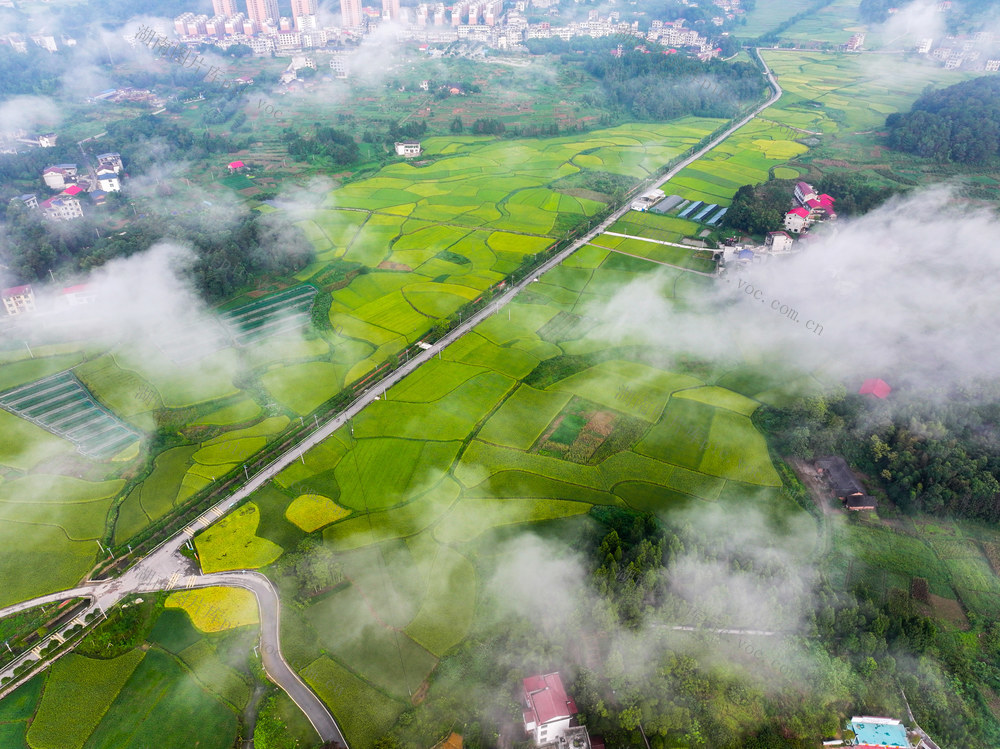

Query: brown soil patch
[982,686,1000,722]
[982,541,1000,575]
[586,410,616,437]
[432,732,463,749]
[378,260,412,271]
[815,159,851,167]
[534,413,565,450]
[928,593,969,630]
[411,679,430,705]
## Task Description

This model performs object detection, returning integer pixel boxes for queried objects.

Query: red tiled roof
[859,378,891,398]
[818,193,835,202]
[2,284,31,296]
[62,184,83,195]
[523,673,577,726]
[61,284,90,295]
[228,160,245,169]
[788,207,810,217]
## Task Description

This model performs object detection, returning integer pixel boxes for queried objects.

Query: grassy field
[737,0,804,37]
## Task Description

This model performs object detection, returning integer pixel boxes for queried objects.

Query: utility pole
[243,465,249,481]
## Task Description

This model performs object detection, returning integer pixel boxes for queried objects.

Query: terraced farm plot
[165,587,259,633]
[191,243,800,748]
[0,372,140,460]
[219,284,318,347]
[760,51,975,136]
[83,648,239,749]
[26,651,145,749]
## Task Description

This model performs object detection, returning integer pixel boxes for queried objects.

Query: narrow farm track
[0,50,783,743]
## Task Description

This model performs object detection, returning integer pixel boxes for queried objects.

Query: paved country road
[0,49,783,745]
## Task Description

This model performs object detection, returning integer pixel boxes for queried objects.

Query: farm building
[394,141,422,158]
[228,160,246,171]
[845,495,877,511]
[794,181,817,205]
[12,193,38,210]
[764,231,794,253]
[96,167,121,192]
[96,152,123,172]
[522,672,594,748]
[2,284,35,315]
[846,716,910,747]
[60,284,97,306]
[42,163,78,190]
[630,188,666,212]
[816,457,876,511]
[815,457,865,499]
[784,206,810,233]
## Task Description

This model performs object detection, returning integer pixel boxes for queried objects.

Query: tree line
[886,76,1000,165]
[2,200,313,302]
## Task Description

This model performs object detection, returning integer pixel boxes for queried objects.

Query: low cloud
[586,187,1000,394]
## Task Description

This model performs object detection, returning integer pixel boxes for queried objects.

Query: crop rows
[0,372,139,460]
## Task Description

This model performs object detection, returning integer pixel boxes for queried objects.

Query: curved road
[194,572,346,748]
[0,49,783,744]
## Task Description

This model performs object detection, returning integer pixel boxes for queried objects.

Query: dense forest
[757,386,1000,523]
[886,76,1000,165]
[1,201,313,302]
[723,180,791,235]
[858,0,901,24]
[524,38,766,121]
[283,125,361,167]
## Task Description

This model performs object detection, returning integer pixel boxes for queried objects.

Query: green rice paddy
[189,246,791,747]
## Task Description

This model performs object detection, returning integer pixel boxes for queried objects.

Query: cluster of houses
[783,180,837,234]
[917,29,1000,72]
[0,131,58,156]
[716,181,838,267]
[158,0,720,56]
[0,283,97,318]
[11,153,123,222]
[1,32,75,54]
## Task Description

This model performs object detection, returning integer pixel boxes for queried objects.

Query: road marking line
[166,573,180,589]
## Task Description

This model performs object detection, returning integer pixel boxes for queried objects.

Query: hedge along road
[0,49,783,740]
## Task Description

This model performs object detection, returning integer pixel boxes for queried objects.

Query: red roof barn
[522,673,578,744]
[227,160,245,171]
[859,379,891,398]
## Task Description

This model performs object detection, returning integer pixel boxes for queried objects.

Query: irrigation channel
[0,51,784,747]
